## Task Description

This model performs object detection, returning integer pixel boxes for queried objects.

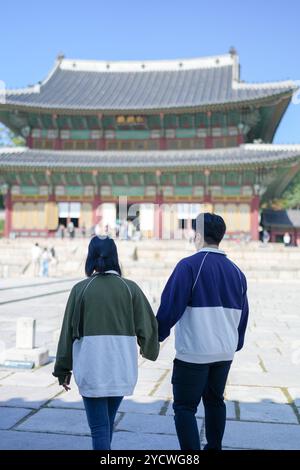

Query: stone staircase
[1,238,300,282]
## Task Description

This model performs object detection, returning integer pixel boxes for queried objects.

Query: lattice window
[179,114,194,128]
[164,114,177,128]
[195,113,208,128]
[102,116,115,129]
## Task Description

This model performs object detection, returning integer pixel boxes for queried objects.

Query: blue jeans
[82,396,123,450]
[172,358,232,450]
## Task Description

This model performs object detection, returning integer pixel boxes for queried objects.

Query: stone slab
[0,430,91,450]
[119,396,166,415]
[225,385,287,404]
[0,407,32,430]
[0,384,61,409]
[239,402,298,424]
[16,408,90,435]
[113,431,179,450]
[223,420,300,450]
[0,370,57,387]
[47,389,84,410]
[116,412,185,435]
[228,370,300,388]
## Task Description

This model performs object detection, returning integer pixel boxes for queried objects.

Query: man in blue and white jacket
[156,213,249,450]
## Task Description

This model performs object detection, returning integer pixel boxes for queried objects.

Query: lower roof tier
[1,144,300,171]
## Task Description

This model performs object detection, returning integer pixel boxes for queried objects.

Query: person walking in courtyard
[31,242,41,277]
[156,213,249,450]
[53,236,159,450]
[40,247,51,277]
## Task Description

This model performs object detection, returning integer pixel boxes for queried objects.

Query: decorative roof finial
[56,53,65,63]
[229,46,237,56]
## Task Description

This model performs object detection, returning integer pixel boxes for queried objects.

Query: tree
[271,173,300,210]
[0,124,25,147]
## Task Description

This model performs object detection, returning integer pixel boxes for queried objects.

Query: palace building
[0,49,300,239]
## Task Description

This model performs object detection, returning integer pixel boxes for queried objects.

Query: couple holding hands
[53,212,249,451]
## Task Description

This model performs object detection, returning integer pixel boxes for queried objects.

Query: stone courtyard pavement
[0,278,300,450]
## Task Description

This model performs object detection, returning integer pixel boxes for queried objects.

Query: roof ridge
[243,143,300,151]
[58,53,235,73]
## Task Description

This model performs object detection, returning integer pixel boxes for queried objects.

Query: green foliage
[274,172,300,210]
[0,124,25,147]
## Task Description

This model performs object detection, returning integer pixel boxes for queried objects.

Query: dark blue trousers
[82,396,123,450]
[172,358,232,450]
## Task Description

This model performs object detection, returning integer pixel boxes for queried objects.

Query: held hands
[62,382,71,392]
[62,372,72,391]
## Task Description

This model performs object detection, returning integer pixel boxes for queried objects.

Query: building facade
[0,50,299,239]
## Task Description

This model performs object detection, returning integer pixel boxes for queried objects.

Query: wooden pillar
[237,134,244,145]
[97,138,105,150]
[159,136,167,150]
[155,193,163,239]
[54,138,62,150]
[93,195,102,226]
[159,113,166,150]
[26,136,33,148]
[4,187,12,237]
[205,136,213,148]
[250,195,260,241]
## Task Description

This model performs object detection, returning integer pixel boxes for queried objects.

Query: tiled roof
[262,209,300,228]
[1,54,296,111]
[0,144,300,170]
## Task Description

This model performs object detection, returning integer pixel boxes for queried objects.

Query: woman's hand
[62,382,71,392]
[62,372,72,391]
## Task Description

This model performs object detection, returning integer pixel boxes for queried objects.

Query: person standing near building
[283,231,291,247]
[58,224,65,240]
[41,247,51,277]
[156,213,249,450]
[262,229,270,244]
[31,242,41,277]
[81,223,86,238]
[53,236,159,450]
[67,220,75,239]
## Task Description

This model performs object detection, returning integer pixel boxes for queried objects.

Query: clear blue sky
[1,0,299,143]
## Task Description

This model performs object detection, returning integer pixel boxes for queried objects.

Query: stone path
[0,278,300,450]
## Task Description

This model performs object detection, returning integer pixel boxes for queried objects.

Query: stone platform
[0,273,300,450]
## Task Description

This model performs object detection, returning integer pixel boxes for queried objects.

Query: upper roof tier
[1,53,297,112]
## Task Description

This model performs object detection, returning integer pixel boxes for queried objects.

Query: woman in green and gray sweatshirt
[53,236,159,450]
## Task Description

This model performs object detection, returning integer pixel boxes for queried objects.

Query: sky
[0,0,299,143]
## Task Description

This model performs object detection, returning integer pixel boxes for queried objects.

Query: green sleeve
[132,284,160,361]
[52,286,76,384]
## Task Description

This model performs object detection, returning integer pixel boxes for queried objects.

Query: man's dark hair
[195,212,226,245]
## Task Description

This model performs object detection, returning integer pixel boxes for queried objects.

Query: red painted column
[155,193,163,239]
[93,195,102,226]
[205,136,213,148]
[97,138,105,150]
[54,138,62,150]
[4,187,12,238]
[250,195,260,241]
[237,134,244,145]
[26,136,33,148]
[159,136,167,150]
